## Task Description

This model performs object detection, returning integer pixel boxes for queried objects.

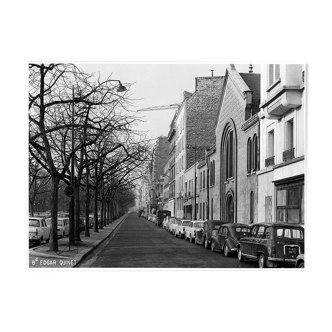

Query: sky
[77,63,261,141]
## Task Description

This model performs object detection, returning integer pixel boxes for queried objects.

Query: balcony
[265,156,275,167]
[283,148,295,162]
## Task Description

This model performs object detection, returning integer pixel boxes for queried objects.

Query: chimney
[211,70,214,77]
[249,64,253,73]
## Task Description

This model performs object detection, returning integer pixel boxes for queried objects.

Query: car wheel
[224,244,230,257]
[204,238,209,249]
[39,237,43,246]
[238,248,244,262]
[183,232,186,240]
[46,238,49,243]
[258,254,266,268]
[298,262,304,268]
[211,241,215,252]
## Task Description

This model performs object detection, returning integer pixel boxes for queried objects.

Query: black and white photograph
[28,63,306,269]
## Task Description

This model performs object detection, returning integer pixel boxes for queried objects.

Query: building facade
[257,64,305,224]
[215,64,261,224]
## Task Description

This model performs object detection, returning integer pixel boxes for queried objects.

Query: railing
[283,148,295,162]
[265,156,275,167]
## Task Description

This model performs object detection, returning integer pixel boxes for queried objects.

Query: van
[156,210,171,227]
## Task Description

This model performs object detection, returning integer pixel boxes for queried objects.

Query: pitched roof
[239,73,261,100]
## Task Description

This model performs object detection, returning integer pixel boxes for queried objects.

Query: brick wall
[186,76,224,169]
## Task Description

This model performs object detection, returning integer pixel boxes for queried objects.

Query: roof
[239,73,261,99]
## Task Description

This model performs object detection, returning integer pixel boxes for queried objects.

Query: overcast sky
[78,63,261,141]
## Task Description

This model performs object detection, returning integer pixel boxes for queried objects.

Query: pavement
[28,214,128,268]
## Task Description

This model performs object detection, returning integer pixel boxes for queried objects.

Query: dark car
[195,220,228,248]
[237,222,305,268]
[156,210,171,227]
[210,223,251,256]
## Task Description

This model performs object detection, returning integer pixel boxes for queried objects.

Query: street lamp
[187,143,197,220]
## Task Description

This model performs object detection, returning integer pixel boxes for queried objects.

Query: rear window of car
[194,222,204,228]
[183,221,191,226]
[276,228,303,239]
[235,227,250,234]
[29,219,40,227]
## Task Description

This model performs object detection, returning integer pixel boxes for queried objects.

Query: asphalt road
[76,212,258,268]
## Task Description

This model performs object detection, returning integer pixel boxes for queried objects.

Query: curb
[72,213,128,267]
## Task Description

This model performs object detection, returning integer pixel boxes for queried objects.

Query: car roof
[251,222,304,228]
[223,223,250,228]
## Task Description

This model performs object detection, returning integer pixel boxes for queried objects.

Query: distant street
[76,212,257,268]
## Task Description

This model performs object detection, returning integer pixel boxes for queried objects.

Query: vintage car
[195,220,228,248]
[174,219,192,239]
[162,216,175,230]
[156,210,171,227]
[29,217,50,245]
[57,217,70,237]
[237,222,305,268]
[210,223,250,256]
[295,254,305,268]
[183,221,204,243]
[169,218,181,235]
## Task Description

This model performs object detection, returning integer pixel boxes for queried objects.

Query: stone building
[257,64,305,224]
[214,64,261,224]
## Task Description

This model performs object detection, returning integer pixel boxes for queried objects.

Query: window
[250,191,254,223]
[268,130,274,158]
[276,180,304,224]
[247,138,252,173]
[199,203,202,219]
[263,227,271,239]
[226,131,234,179]
[257,226,265,238]
[253,135,258,171]
[203,202,205,220]
[211,198,213,220]
[200,172,202,190]
[268,64,280,86]
[285,118,294,150]
[203,170,205,189]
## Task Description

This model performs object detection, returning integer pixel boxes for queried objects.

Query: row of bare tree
[29,63,152,251]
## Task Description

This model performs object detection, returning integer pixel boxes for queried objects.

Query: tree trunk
[99,198,104,229]
[110,201,114,223]
[49,176,59,251]
[74,184,82,242]
[93,165,99,232]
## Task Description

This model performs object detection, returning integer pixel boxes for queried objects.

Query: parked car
[156,210,172,227]
[29,217,50,245]
[183,221,204,243]
[210,223,251,256]
[237,222,305,268]
[169,218,182,234]
[151,214,157,224]
[57,217,70,237]
[195,220,228,248]
[295,254,305,268]
[174,219,192,239]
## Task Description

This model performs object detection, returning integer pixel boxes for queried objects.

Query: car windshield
[29,219,40,227]
[194,222,204,228]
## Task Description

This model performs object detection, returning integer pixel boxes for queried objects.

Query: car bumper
[268,257,297,263]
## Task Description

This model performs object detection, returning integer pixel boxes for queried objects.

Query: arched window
[250,191,254,223]
[247,138,252,173]
[226,131,234,179]
[253,134,258,171]
[226,194,234,223]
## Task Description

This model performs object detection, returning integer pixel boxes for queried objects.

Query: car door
[218,226,227,250]
[251,226,266,257]
[42,219,50,240]
[242,225,258,256]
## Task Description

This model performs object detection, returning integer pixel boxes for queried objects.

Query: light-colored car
[29,217,50,245]
[184,221,204,243]
[57,217,69,237]
[174,219,192,239]
[169,218,181,234]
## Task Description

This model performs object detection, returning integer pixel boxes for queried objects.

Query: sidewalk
[28,214,128,268]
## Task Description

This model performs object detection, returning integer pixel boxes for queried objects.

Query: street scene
[29,63,305,269]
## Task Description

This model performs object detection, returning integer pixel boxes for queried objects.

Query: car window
[251,226,258,237]
[235,227,250,234]
[276,228,304,239]
[257,226,265,238]
[29,219,40,227]
[263,227,271,239]
[194,222,204,228]
[42,220,46,227]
